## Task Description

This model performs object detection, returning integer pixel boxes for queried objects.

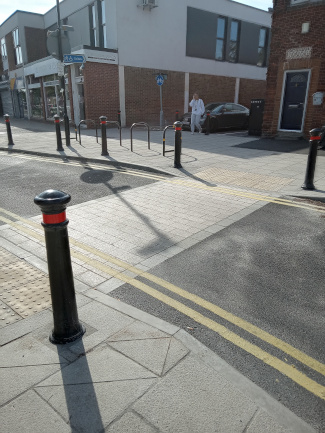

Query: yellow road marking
[0,208,324,381]
[2,217,323,400]
[4,152,325,213]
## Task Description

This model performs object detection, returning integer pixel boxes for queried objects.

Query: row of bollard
[3,112,324,181]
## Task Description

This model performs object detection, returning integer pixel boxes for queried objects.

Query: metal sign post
[156,74,164,130]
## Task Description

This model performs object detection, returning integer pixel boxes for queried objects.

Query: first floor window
[229,20,239,62]
[12,28,23,65]
[257,28,267,66]
[216,17,226,61]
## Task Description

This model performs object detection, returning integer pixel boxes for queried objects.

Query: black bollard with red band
[117,110,121,126]
[54,114,63,151]
[34,189,85,344]
[100,115,109,156]
[175,110,179,122]
[4,114,14,145]
[205,110,211,136]
[174,121,183,169]
[301,128,322,190]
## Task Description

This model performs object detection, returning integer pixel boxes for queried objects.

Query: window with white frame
[12,28,23,65]
[216,17,226,61]
[1,37,7,58]
[101,0,107,48]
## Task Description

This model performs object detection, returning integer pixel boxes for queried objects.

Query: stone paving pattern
[0,119,322,432]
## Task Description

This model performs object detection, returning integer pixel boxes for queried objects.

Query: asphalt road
[111,201,325,432]
[0,154,157,222]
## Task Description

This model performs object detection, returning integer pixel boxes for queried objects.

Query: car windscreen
[205,103,222,112]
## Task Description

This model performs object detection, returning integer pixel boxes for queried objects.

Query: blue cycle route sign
[156,74,164,86]
[63,54,86,63]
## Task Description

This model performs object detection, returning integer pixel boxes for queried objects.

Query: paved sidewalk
[0,118,322,432]
[0,247,315,433]
[1,118,325,199]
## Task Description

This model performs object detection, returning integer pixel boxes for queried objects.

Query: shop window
[216,17,226,61]
[229,20,239,63]
[29,87,43,118]
[257,28,267,67]
[12,28,23,65]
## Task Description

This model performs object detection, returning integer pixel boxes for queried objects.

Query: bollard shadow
[80,167,174,256]
[56,341,105,432]
[177,166,219,187]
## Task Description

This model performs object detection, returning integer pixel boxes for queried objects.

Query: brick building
[263,0,325,137]
[0,0,271,127]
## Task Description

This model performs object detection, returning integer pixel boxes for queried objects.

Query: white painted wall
[116,0,271,80]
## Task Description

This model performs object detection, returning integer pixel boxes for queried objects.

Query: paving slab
[0,390,71,433]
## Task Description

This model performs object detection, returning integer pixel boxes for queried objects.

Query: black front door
[280,71,309,131]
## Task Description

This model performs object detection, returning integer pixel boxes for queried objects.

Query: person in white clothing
[189,93,205,134]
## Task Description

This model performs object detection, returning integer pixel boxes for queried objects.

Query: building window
[229,20,239,63]
[12,28,23,65]
[101,0,107,48]
[91,3,98,47]
[216,17,226,61]
[257,28,267,67]
[1,37,7,58]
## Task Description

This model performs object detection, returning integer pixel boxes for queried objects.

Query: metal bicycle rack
[163,125,174,156]
[77,119,98,146]
[106,121,122,146]
[130,122,150,152]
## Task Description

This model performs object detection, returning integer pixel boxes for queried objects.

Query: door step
[276,131,304,140]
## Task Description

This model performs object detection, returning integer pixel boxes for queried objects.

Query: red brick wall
[263,1,325,136]
[189,73,236,105]
[83,62,119,124]
[25,27,47,64]
[238,79,266,108]
[124,67,184,126]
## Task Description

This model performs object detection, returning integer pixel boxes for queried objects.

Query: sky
[0,0,273,26]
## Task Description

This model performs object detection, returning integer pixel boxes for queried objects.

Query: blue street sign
[156,74,164,86]
[63,54,86,64]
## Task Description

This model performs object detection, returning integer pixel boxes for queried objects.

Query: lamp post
[56,0,70,146]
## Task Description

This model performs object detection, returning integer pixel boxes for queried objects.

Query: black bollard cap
[34,190,71,215]
[174,121,182,130]
[309,128,323,137]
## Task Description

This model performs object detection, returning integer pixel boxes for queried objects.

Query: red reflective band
[310,136,321,140]
[101,121,106,125]
[43,211,66,224]
[54,120,60,124]
[5,119,9,123]
[175,127,182,131]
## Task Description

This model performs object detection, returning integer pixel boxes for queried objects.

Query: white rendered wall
[116,0,271,80]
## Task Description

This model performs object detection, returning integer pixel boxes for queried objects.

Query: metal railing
[130,122,150,152]
[77,119,98,146]
[163,125,174,156]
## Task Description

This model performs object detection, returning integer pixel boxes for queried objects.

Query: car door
[221,103,233,128]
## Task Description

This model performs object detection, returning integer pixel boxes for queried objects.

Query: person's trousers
[191,113,202,133]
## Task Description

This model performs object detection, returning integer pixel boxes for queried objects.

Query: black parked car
[181,102,250,132]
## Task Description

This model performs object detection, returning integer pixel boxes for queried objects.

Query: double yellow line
[5,153,325,214]
[0,205,324,400]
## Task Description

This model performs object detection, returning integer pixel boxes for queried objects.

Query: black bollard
[174,121,183,169]
[118,110,121,126]
[301,128,322,190]
[54,115,63,151]
[100,115,109,156]
[205,110,211,136]
[4,114,14,145]
[34,190,85,344]
[175,110,179,122]
[64,114,71,147]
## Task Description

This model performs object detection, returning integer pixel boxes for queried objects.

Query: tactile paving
[0,277,51,318]
[0,299,21,327]
[0,261,45,293]
[0,247,18,266]
[195,167,294,191]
